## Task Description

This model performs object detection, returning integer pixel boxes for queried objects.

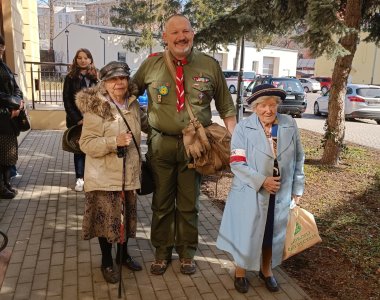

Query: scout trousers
[148,130,201,260]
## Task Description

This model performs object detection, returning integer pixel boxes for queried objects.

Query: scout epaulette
[148,52,162,58]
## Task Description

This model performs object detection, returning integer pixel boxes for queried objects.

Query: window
[252,61,259,72]
[117,52,126,62]
[263,57,274,75]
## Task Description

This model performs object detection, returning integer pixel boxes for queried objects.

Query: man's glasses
[0,44,5,50]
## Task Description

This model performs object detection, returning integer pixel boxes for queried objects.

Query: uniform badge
[158,85,169,96]
[193,76,210,83]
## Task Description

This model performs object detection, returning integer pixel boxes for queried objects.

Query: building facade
[315,34,380,85]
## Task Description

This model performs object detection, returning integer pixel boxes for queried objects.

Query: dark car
[243,76,307,117]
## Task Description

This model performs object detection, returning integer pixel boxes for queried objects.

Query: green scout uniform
[133,49,236,260]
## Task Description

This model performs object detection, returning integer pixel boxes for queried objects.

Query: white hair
[251,96,281,111]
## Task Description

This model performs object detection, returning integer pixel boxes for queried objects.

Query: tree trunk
[321,0,362,165]
[233,38,241,70]
[49,0,54,51]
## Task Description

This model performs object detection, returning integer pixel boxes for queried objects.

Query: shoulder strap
[110,99,141,159]
[163,50,196,121]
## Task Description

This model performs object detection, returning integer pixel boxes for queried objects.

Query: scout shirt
[133,49,236,135]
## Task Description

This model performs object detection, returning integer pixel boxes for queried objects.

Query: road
[212,93,380,149]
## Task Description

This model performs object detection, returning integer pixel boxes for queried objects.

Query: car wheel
[304,87,309,93]
[229,85,236,94]
[321,86,328,94]
[314,102,321,116]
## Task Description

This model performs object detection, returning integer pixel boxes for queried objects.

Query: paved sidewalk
[0,130,310,300]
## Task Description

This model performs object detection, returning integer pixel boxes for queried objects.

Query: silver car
[314,84,380,124]
[299,78,321,93]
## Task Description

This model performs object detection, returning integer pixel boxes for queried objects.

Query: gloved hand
[182,119,210,159]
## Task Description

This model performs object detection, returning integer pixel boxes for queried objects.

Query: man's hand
[262,176,281,194]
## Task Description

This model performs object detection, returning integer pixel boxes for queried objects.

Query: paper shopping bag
[283,205,322,260]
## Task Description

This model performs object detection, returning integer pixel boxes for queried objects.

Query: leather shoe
[116,255,142,271]
[259,271,279,292]
[234,276,249,293]
[0,188,16,199]
[101,266,119,284]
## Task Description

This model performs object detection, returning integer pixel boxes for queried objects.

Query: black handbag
[62,125,84,154]
[111,100,154,195]
[16,109,31,132]
[138,159,154,195]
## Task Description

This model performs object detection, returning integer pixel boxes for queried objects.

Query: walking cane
[118,151,127,298]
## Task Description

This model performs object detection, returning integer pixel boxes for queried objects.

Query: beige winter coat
[76,83,147,192]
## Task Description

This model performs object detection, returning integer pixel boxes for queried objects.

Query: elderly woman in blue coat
[216,84,305,293]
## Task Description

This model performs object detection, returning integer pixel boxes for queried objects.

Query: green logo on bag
[294,222,301,235]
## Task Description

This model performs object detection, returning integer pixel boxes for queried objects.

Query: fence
[25,61,70,109]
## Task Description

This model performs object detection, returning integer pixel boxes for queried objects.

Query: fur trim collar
[75,83,138,120]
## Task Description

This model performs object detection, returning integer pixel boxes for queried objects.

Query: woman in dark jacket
[0,34,23,199]
[63,48,98,192]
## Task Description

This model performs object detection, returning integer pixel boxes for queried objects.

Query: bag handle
[163,50,196,121]
[110,99,142,160]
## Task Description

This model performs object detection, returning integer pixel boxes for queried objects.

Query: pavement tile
[0,131,311,299]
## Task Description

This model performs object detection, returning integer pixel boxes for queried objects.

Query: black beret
[246,83,286,105]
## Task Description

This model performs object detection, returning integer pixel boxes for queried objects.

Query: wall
[53,24,163,69]
[315,34,380,85]
[226,44,298,76]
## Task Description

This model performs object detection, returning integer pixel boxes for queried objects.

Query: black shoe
[116,255,142,271]
[259,271,279,292]
[234,276,249,293]
[5,184,17,195]
[101,266,119,284]
[0,188,16,199]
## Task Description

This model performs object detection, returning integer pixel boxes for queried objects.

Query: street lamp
[99,35,106,65]
[65,29,69,63]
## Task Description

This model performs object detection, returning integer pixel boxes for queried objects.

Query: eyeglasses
[0,44,5,50]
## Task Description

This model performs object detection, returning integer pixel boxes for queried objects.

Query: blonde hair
[251,96,281,111]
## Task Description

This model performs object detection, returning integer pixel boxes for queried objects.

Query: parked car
[243,76,307,117]
[311,76,332,94]
[299,78,321,93]
[313,84,380,124]
[223,70,256,94]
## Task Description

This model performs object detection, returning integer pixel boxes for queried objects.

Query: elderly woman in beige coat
[76,61,148,284]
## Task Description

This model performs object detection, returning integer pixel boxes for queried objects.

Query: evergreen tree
[111,0,181,53]
[195,0,380,166]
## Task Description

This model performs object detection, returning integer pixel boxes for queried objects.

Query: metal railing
[24,61,70,109]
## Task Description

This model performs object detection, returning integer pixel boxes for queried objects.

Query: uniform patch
[148,52,161,58]
[230,149,247,163]
[158,85,169,96]
[193,76,210,83]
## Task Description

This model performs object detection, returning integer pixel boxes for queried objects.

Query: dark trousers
[0,165,12,191]
[98,237,129,268]
[74,153,85,179]
[148,131,201,260]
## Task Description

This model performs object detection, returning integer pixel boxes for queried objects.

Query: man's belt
[151,127,182,138]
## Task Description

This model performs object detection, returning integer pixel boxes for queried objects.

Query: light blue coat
[216,113,305,270]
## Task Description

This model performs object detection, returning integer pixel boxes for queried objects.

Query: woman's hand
[292,194,301,204]
[116,132,132,147]
[10,100,24,118]
[262,176,281,194]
